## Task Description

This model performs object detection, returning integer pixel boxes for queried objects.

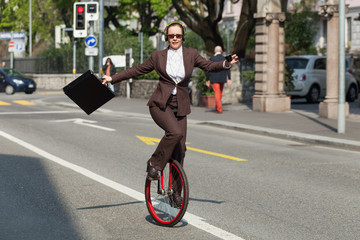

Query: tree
[0,0,64,52]
[232,0,257,58]
[285,1,319,55]
[172,0,225,54]
[115,0,173,36]
[232,0,289,58]
[52,0,77,31]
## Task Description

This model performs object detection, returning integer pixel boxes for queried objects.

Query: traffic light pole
[10,31,14,69]
[99,0,104,78]
[88,20,94,71]
[73,39,77,79]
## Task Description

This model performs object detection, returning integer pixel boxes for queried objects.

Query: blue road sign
[85,35,97,48]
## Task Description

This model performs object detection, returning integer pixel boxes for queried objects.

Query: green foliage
[37,39,89,73]
[219,25,235,54]
[193,69,214,96]
[118,0,172,36]
[285,1,319,56]
[0,0,63,41]
[148,0,172,18]
[136,70,160,80]
[284,64,295,91]
[119,0,171,18]
[183,30,206,51]
[299,45,318,55]
[240,70,255,84]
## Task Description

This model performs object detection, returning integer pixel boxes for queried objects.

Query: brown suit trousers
[148,95,186,171]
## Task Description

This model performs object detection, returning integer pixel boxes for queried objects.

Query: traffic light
[86,2,99,21]
[73,2,87,38]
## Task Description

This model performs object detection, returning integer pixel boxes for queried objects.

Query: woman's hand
[230,54,239,65]
[206,80,210,88]
[102,75,112,85]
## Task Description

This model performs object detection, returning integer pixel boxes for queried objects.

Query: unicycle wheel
[145,159,189,227]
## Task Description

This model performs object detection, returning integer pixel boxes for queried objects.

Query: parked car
[0,68,36,95]
[346,54,360,89]
[285,55,358,103]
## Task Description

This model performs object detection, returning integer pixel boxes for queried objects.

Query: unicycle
[145,159,189,227]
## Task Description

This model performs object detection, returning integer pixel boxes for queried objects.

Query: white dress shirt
[166,46,185,95]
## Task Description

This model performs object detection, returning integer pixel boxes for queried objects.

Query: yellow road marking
[186,146,247,162]
[36,91,63,95]
[136,135,247,162]
[13,100,36,105]
[0,101,11,105]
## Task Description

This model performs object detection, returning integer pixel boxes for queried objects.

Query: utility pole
[88,0,94,71]
[29,0,32,57]
[139,32,143,63]
[338,0,346,133]
[99,0,104,77]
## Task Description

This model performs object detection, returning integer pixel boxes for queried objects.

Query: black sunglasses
[167,34,183,39]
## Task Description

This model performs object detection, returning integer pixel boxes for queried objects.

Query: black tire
[346,84,358,102]
[5,85,15,95]
[145,159,189,227]
[306,85,320,103]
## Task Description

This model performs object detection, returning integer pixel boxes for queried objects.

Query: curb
[201,120,360,152]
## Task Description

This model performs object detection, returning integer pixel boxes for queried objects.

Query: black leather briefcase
[63,70,115,115]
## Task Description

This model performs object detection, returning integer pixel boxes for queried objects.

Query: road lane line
[13,100,36,105]
[52,118,116,132]
[137,135,247,162]
[0,101,11,105]
[0,130,245,240]
[0,110,76,115]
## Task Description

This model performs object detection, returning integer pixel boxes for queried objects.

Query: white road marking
[0,130,245,240]
[52,118,116,132]
[0,110,77,115]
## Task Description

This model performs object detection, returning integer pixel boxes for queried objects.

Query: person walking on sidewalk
[102,21,238,189]
[102,58,116,92]
[206,46,231,113]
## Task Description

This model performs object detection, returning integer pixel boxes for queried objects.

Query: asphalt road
[1,92,360,240]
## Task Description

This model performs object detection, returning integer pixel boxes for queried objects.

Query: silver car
[285,55,358,103]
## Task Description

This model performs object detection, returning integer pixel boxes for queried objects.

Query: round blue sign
[85,35,97,48]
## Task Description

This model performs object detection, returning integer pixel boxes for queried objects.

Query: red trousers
[212,82,224,113]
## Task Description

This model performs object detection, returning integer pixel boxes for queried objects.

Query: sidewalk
[92,96,360,151]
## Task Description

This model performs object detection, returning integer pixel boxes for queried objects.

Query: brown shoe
[146,164,160,180]
[171,194,183,209]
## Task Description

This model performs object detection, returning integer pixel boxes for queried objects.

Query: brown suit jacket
[111,46,227,116]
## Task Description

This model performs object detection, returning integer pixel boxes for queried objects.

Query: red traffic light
[77,6,84,13]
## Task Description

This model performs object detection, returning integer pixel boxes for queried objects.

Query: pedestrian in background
[102,21,238,205]
[206,46,231,113]
[1,61,6,68]
[102,58,116,91]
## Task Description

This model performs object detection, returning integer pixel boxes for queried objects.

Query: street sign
[0,32,26,40]
[85,35,97,48]
[85,47,98,56]
[8,41,15,52]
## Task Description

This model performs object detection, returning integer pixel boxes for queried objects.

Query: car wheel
[306,85,320,103]
[346,84,358,102]
[5,85,15,95]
